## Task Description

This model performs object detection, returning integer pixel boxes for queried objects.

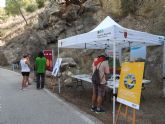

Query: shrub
[26,4,37,12]
[36,0,45,8]
[5,0,20,15]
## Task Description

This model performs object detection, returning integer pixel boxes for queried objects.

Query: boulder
[61,58,77,67]
[38,12,49,29]
[61,4,80,22]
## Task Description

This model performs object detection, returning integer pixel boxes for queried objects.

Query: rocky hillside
[0,0,165,92]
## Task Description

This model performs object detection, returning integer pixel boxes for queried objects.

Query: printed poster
[117,62,144,110]
[43,50,53,71]
[52,58,62,76]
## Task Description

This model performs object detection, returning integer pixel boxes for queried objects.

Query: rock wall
[0,52,8,66]
[99,0,122,16]
[145,46,163,92]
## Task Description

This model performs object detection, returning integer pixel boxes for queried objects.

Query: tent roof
[58,16,165,49]
[91,16,122,32]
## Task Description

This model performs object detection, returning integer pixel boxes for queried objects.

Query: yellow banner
[117,62,144,110]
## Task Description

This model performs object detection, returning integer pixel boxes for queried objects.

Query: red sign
[124,31,127,38]
[43,50,53,71]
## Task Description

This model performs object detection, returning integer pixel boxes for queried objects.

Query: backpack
[92,62,103,85]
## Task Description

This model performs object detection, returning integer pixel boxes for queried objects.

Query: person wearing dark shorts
[22,72,30,77]
[93,84,106,97]
[91,55,109,113]
[20,55,31,90]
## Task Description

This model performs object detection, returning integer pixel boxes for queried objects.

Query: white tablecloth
[71,74,151,89]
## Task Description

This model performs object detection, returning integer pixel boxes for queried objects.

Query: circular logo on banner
[124,74,136,89]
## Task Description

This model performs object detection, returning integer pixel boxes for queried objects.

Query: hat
[98,53,106,58]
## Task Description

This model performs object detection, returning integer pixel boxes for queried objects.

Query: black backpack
[92,62,103,85]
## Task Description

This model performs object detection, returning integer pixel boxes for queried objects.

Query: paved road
[0,68,102,124]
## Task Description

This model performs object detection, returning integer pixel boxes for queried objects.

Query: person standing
[35,51,46,89]
[91,55,110,113]
[20,54,31,90]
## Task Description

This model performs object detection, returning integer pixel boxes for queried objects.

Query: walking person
[35,51,46,89]
[91,55,110,113]
[20,54,31,90]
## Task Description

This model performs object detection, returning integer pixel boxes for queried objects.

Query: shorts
[93,84,106,97]
[22,72,30,76]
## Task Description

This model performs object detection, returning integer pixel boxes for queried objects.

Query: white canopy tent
[58,16,164,49]
[58,16,165,124]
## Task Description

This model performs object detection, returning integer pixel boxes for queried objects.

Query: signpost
[50,58,62,93]
[52,58,62,76]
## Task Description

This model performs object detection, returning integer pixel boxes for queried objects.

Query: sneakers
[95,108,105,114]
[91,106,105,113]
[91,106,97,112]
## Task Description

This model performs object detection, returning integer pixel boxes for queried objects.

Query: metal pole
[163,41,165,97]
[58,46,61,94]
[113,40,116,124]
[52,49,55,68]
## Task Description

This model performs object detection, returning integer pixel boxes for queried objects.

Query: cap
[98,53,106,58]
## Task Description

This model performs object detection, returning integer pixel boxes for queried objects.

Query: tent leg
[58,78,61,94]
[163,78,165,97]
[113,40,116,124]
[58,45,61,94]
[163,42,165,97]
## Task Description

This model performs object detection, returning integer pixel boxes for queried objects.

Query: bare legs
[92,87,97,106]
[91,85,105,112]
[92,89,103,108]
[21,76,28,90]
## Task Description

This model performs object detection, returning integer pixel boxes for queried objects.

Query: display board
[117,62,144,110]
[52,58,62,76]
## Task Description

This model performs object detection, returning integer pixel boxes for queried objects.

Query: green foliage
[5,0,21,15]
[121,0,137,16]
[36,0,45,8]
[5,0,41,15]
[25,4,37,12]
[0,8,8,20]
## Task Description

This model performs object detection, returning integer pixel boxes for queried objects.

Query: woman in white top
[20,55,30,90]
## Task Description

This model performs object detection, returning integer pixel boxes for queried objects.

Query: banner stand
[49,69,62,93]
[51,57,62,93]
[116,103,136,124]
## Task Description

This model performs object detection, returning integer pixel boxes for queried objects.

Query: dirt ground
[3,66,165,124]
[45,76,165,124]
